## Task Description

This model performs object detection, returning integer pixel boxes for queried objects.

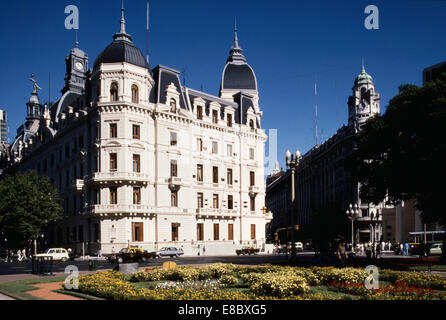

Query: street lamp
[285,149,301,260]
[346,203,360,253]
[369,210,381,259]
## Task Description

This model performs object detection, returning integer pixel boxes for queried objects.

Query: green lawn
[0,277,66,300]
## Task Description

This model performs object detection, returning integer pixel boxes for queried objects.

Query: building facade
[266,66,388,244]
[6,7,271,255]
[0,109,6,144]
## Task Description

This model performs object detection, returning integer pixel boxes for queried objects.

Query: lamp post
[346,203,359,253]
[369,210,381,259]
[285,149,301,260]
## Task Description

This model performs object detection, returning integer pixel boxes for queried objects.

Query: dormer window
[170,98,177,113]
[227,114,233,127]
[110,83,119,102]
[197,106,203,120]
[212,110,219,124]
[131,85,139,104]
[249,119,255,129]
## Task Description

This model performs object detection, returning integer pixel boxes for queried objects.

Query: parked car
[156,247,184,258]
[236,246,260,256]
[34,248,70,262]
[107,247,157,263]
[428,243,443,256]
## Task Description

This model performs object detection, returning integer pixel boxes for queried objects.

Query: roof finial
[361,57,365,72]
[75,30,79,48]
[120,0,126,34]
[234,17,239,48]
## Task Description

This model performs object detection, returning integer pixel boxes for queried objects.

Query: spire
[227,18,246,64]
[75,30,79,48]
[113,0,133,43]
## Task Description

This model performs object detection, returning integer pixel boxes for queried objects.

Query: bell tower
[347,64,381,132]
[62,41,89,95]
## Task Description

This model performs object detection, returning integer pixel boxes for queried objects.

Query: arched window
[110,82,119,102]
[131,85,139,104]
[170,98,177,113]
[249,119,255,129]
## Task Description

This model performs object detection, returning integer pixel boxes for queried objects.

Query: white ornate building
[7,7,271,255]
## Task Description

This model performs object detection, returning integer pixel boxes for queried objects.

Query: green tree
[350,74,446,261]
[0,170,62,248]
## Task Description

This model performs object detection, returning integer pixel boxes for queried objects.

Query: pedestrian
[17,249,22,262]
[404,242,410,256]
[4,249,9,263]
[98,250,102,258]
[337,242,348,267]
[399,243,404,255]
[202,245,206,256]
[21,248,28,262]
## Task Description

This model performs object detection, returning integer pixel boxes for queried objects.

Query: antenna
[146,0,150,64]
[314,73,319,146]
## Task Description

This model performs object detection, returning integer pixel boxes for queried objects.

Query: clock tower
[62,42,89,95]
[347,64,381,132]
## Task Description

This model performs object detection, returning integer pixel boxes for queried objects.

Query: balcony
[86,172,151,186]
[72,179,84,192]
[168,177,183,191]
[83,204,155,216]
[249,186,260,197]
[196,208,238,219]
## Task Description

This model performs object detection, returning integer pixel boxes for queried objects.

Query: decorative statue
[30,73,42,94]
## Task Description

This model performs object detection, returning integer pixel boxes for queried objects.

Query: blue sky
[1,0,446,174]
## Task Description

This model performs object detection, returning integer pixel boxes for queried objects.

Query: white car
[35,248,70,262]
[428,243,442,256]
[295,242,304,252]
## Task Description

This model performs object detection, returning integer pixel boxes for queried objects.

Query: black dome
[93,40,149,70]
[222,63,257,90]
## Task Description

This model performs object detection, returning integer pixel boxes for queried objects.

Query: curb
[0,289,25,301]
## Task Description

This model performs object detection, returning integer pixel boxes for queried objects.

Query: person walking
[4,249,9,263]
[17,249,22,262]
[202,245,206,256]
[21,249,28,262]
[337,242,348,267]
[404,242,410,256]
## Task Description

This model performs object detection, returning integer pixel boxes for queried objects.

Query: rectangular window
[213,224,220,241]
[95,189,101,205]
[110,153,117,171]
[110,123,117,138]
[227,144,233,157]
[197,138,203,152]
[132,222,144,242]
[227,168,233,185]
[172,223,179,242]
[197,223,204,241]
[171,191,178,207]
[250,148,255,160]
[197,193,204,208]
[170,160,178,177]
[250,196,255,212]
[132,124,140,140]
[251,224,256,240]
[212,166,219,184]
[197,106,203,120]
[227,114,233,127]
[133,187,141,205]
[250,171,255,186]
[228,224,234,241]
[228,195,233,210]
[133,154,141,173]
[197,164,203,182]
[110,187,117,205]
[170,132,178,146]
[213,194,219,209]
[212,110,218,124]
[212,141,218,154]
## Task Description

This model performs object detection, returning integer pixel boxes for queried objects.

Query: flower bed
[66,265,446,300]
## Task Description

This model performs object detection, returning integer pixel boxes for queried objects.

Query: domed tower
[26,74,42,131]
[347,64,381,131]
[91,2,153,104]
[219,22,259,111]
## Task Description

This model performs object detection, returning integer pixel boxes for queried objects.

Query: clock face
[75,61,84,71]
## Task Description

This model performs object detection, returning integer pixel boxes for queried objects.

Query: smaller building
[423,60,446,85]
